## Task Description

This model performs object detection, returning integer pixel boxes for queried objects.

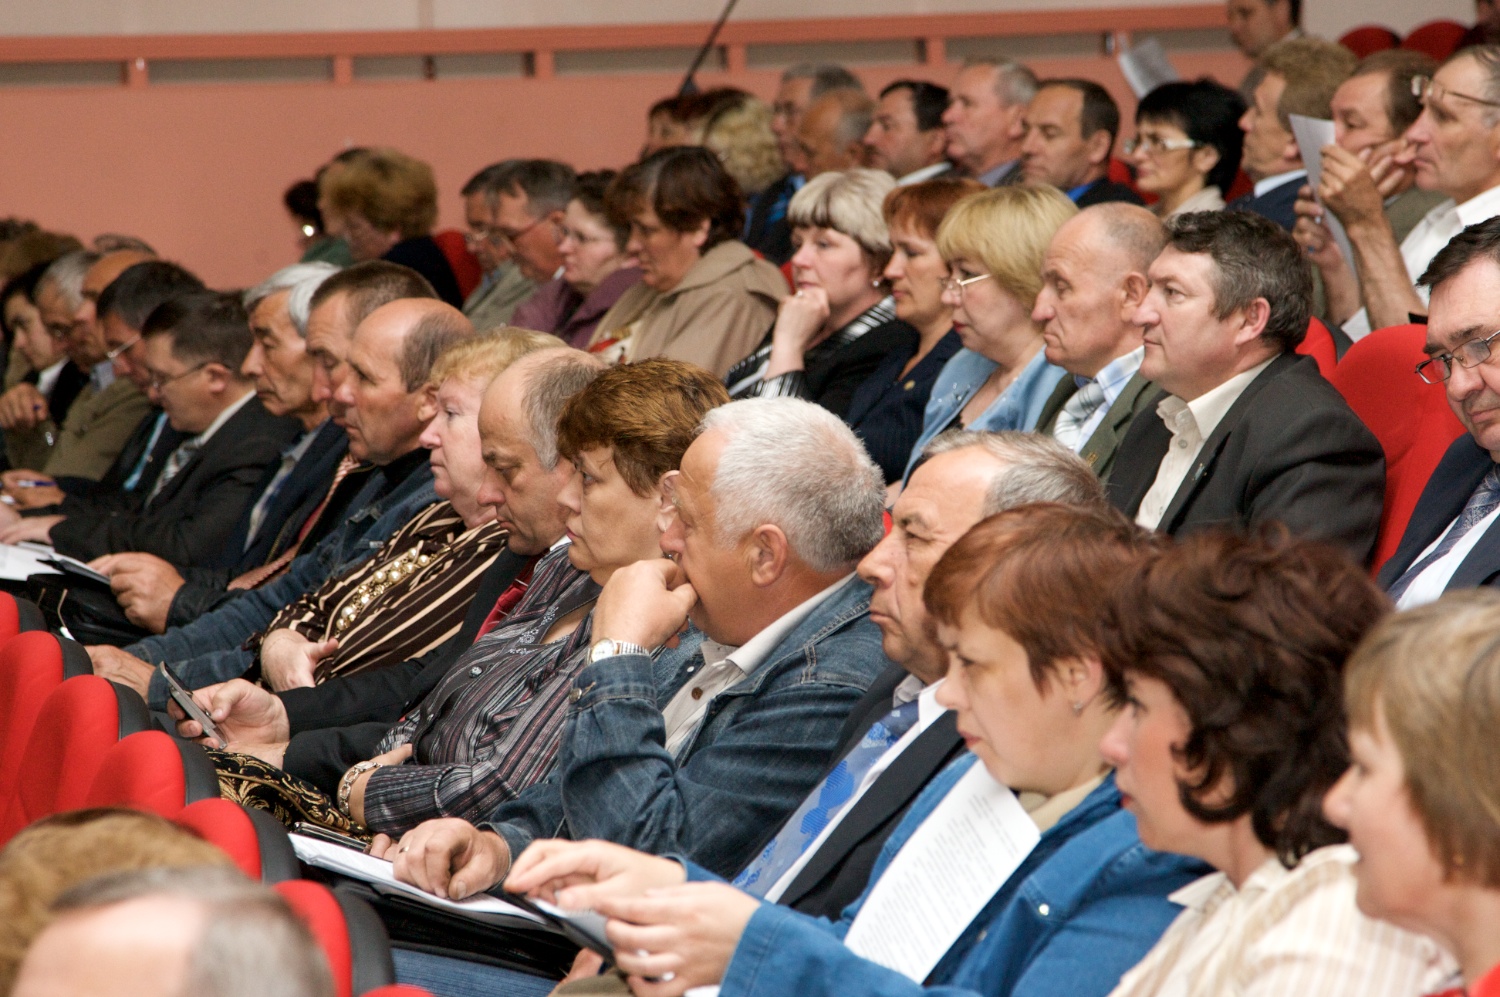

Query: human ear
[745,524,790,587]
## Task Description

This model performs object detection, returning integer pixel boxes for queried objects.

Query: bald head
[798,90,877,178]
[1082,202,1167,274]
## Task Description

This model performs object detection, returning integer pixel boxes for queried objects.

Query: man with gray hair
[378,396,890,903]
[460,160,539,331]
[12,866,333,997]
[796,89,878,179]
[941,58,1038,186]
[488,160,576,290]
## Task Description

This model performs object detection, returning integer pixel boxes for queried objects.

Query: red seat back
[1329,323,1466,572]
[431,230,483,301]
[277,880,395,997]
[0,632,73,804]
[1402,20,1468,60]
[363,989,435,997]
[176,798,301,882]
[83,731,219,818]
[0,592,21,645]
[1107,157,1149,203]
[1296,317,1339,379]
[1340,25,1402,57]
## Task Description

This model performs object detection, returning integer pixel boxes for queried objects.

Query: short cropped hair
[1453,45,1500,127]
[308,260,437,329]
[321,147,439,238]
[428,327,564,389]
[1259,37,1357,130]
[789,168,897,271]
[143,292,254,373]
[924,503,1159,689]
[883,176,986,241]
[782,63,865,98]
[243,263,340,337]
[518,350,607,470]
[936,185,1078,309]
[1353,49,1438,135]
[962,58,1039,107]
[880,79,951,132]
[1421,214,1500,292]
[1344,590,1500,889]
[556,358,730,496]
[608,147,745,251]
[919,429,1106,515]
[1165,210,1311,352]
[500,160,578,219]
[38,250,100,311]
[394,307,474,392]
[95,261,206,332]
[698,397,885,572]
[1099,530,1389,867]
[1137,79,1248,195]
[462,159,523,200]
[92,233,156,256]
[1041,78,1123,146]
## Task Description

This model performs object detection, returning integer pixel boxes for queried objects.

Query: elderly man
[461,160,541,330]
[1378,217,1500,604]
[1032,204,1166,478]
[1312,45,1500,337]
[1107,211,1384,559]
[941,58,1035,187]
[487,160,575,290]
[863,80,952,186]
[796,89,877,179]
[1021,79,1143,207]
[1232,37,1355,232]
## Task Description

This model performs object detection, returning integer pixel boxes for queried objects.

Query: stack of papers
[0,543,59,582]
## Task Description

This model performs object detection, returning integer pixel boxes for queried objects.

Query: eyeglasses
[492,214,551,246]
[941,272,993,297]
[463,227,499,248]
[145,362,207,391]
[1123,134,1201,156]
[1412,75,1500,111]
[1416,328,1500,384]
[104,333,141,362]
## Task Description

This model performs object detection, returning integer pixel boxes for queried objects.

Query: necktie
[146,438,201,504]
[734,698,922,898]
[476,561,539,638]
[228,455,358,591]
[122,412,168,493]
[1052,380,1106,452]
[1388,465,1500,604]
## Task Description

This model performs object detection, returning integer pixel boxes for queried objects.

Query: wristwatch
[588,637,650,664]
[337,759,384,816]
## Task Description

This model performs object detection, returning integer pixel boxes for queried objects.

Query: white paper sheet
[1117,38,1180,98]
[1290,114,1358,274]
[0,543,59,582]
[842,762,1041,983]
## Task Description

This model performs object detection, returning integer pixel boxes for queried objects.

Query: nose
[941,103,958,126]
[1131,291,1161,330]
[310,365,331,403]
[933,660,964,709]
[1032,288,1056,324]
[417,412,442,450]
[241,342,264,380]
[476,465,505,509]
[883,251,905,283]
[332,369,354,407]
[790,239,816,271]
[659,514,686,558]
[556,466,583,515]
[1322,766,1354,830]
[1448,357,1486,404]
[1097,710,1130,768]
[940,281,961,310]
[1238,107,1254,134]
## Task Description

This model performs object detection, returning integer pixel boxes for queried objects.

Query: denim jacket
[901,348,1067,481]
[481,576,889,879]
[130,455,437,709]
[718,754,1208,997]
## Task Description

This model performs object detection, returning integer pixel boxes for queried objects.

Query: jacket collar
[664,241,770,299]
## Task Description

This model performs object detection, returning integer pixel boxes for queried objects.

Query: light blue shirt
[1070,346,1145,447]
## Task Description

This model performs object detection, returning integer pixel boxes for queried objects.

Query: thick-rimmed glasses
[941,272,993,297]
[1123,134,1200,156]
[1416,328,1500,384]
[1412,75,1500,111]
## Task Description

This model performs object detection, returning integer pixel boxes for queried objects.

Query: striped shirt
[256,501,508,683]
[360,544,600,836]
[725,296,898,400]
[1109,844,1454,997]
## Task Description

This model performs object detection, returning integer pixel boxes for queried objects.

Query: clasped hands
[1292,140,1410,264]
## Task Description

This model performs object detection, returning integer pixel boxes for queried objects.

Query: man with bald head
[1032,203,1166,479]
[797,90,877,179]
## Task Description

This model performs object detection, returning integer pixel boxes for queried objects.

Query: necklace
[334,545,434,633]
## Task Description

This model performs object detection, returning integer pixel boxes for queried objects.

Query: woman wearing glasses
[898,185,1074,482]
[1126,80,1245,220]
[511,171,643,351]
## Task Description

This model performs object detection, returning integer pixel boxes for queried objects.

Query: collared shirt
[1067,346,1145,450]
[896,162,953,187]
[244,422,322,549]
[1395,499,1500,609]
[1252,168,1306,199]
[977,160,1020,187]
[89,360,115,393]
[1109,845,1452,997]
[762,676,947,902]
[1345,183,1500,340]
[35,359,65,399]
[194,388,254,448]
[1136,358,1273,530]
[661,573,856,755]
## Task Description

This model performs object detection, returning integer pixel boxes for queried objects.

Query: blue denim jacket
[717,754,1208,997]
[901,348,1067,481]
[481,576,889,879]
[129,457,437,709]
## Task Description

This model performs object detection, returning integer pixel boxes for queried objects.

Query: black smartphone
[291,822,370,852]
[158,662,222,744]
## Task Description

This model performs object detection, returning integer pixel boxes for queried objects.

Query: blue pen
[14,479,55,488]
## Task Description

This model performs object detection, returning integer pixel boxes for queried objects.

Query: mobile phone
[158,663,222,744]
[292,822,370,852]
[504,893,614,958]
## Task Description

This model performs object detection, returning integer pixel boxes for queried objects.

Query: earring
[1071,700,1084,716]
[871,278,882,287]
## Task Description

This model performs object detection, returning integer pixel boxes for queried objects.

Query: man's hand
[88,644,155,698]
[505,839,687,909]
[0,385,48,431]
[345,742,413,825]
[0,514,62,545]
[595,883,762,997]
[3,469,64,510]
[381,818,511,901]
[589,558,697,650]
[95,552,185,633]
[259,629,338,691]
[1318,144,1391,231]
[166,678,291,751]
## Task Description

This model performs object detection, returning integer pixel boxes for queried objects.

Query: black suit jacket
[805,319,921,421]
[738,663,965,920]
[1108,353,1386,563]
[50,395,302,567]
[1229,175,1302,232]
[1075,179,1145,209]
[1376,435,1500,592]
[279,546,537,794]
[222,418,349,571]
[55,409,185,503]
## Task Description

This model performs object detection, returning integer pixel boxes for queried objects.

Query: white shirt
[1252,169,1306,199]
[660,574,856,756]
[762,676,947,902]
[243,423,321,549]
[34,359,66,400]
[1394,500,1500,609]
[1162,185,1226,219]
[193,388,255,448]
[1344,182,1500,341]
[1135,359,1273,530]
[896,162,953,187]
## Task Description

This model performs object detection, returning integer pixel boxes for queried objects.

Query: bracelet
[336,759,384,816]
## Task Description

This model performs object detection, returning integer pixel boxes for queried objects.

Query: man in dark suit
[1379,217,1500,605]
[1107,210,1384,561]
[1021,79,1143,208]
[1032,203,1165,481]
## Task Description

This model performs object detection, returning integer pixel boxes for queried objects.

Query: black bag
[29,573,152,647]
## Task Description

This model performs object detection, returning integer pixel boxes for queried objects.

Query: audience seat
[431,230,483,301]
[0,632,96,806]
[176,797,301,882]
[82,731,219,817]
[1329,323,1465,572]
[1297,317,1339,378]
[1225,168,1254,203]
[277,880,397,997]
[362,988,436,997]
[1339,25,1402,57]
[0,592,46,642]
[0,675,151,844]
[1402,20,1468,60]
[1107,157,1147,203]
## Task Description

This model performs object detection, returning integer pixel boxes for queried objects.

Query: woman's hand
[593,883,761,997]
[763,287,832,379]
[504,838,687,908]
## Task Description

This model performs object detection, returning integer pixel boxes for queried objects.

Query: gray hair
[243,263,341,337]
[50,866,333,997]
[699,398,885,572]
[964,58,1040,107]
[38,250,100,310]
[519,349,606,470]
[782,62,865,98]
[920,429,1105,515]
[1461,45,1500,128]
[788,168,895,264]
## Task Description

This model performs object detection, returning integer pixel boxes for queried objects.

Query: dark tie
[1388,465,1500,604]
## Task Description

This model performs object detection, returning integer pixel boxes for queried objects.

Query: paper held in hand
[1117,37,1180,98]
[842,761,1042,983]
[1289,114,1358,272]
[0,542,59,582]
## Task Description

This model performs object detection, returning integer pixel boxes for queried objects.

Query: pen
[14,480,55,488]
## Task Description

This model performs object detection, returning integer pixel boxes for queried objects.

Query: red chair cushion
[0,677,124,844]
[0,632,70,805]
[176,798,263,880]
[0,593,21,645]
[1329,323,1466,572]
[363,989,435,996]
[1296,317,1338,379]
[431,230,483,301]
[1339,25,1402,58]
[278,881,354,997]
[83,731,189,818]
[1402,20,1468,61]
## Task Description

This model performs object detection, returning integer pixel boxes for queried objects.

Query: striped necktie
[1388,465,1500,604]
[1052,380,1106,452]
[228,455,358,591]
[145,438,201,504]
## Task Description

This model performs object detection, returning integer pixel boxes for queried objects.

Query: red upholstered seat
[83,731,219,818]
[0,632,80,805]
[1328,323,1465,572]
[363,988,436,997]
[277,880,396,997]
[1402,20,1468,61]
[1339,25,1402,57]
[432,230,483,301]
[1296,317,1339,379]
[176,798,301,882]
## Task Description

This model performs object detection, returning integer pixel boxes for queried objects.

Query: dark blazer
[1376,435,1500,592]
[54,409,185,503]
[744,173,798,265]
[1075,179,1146,209]
[279,546,538,794]
[1107,353,1386,562]
[384,236,464,309]
[763,663,965,920]
[846,329,962,484]
[806,318,921,420]
[50,395,302,567]
[1034,370,1162,482]
[223,418,349,570]
[1229,174,1302,232]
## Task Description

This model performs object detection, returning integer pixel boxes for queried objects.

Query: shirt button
[469,666,482,677]
[1038,903,1050,917]
[691,687,704,700]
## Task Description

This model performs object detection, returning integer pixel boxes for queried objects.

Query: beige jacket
[592,240,787,377]
[45,377,152,480]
